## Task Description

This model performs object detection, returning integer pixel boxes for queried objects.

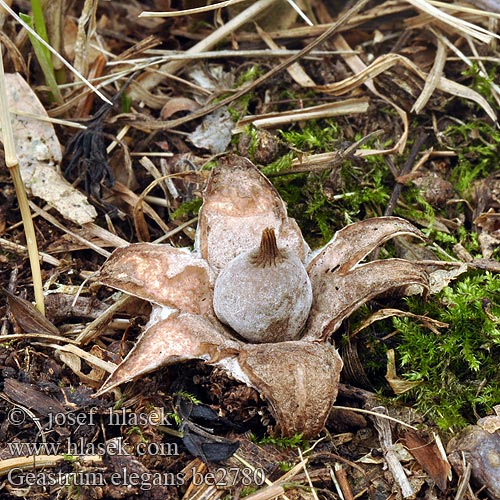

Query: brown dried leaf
[3,288,59,335]
[307,217,426,279]
[99,243,214,315]
[402,429,450,492]
[160,97,200,120]
[304,259,429,341]
[3,379,65,417]
[478,405,500,433]
[237,341,343,437]
[198,155,309,273]
[96,312,240,395]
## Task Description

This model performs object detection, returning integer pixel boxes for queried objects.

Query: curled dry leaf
[96,155,430,438]
[401,429,450,492]
[2,287,59,335]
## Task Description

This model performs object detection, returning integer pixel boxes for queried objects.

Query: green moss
[171,198,202,220]
[263,124,398,246]
[253,432,309,450]
[236,65,264,86]
[240,487,258,497]
[462,63,498,103]
[394,271,500,430]
[446,121,500,197]
[278,120,340,150]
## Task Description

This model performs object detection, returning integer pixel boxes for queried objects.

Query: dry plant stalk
[0,46,45,315]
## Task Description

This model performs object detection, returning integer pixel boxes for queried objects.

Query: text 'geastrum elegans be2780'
[96,155,429,438]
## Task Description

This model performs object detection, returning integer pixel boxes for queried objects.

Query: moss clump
[394,271,500,430]
[446,121,500,198]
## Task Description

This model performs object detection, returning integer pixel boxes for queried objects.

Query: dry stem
[0,45,45,315]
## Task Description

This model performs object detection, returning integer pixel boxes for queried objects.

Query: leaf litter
[1,0,500,499]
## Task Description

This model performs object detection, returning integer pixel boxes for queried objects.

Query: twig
[384,133,428,216]
[0,45,45,314]
[370,406,414,498]
[334,463,355,500]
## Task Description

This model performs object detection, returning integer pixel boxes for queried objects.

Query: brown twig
[384,132,428,216]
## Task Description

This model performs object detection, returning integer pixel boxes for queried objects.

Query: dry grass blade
[257,25,316,86]
[351,308,448,337]
[412,37,446,113]
[0,47,45,315]
[132,0,280,94]
[405,0,498,43]
[51,343,117,374]
[235,98,369,132]
[371,406,414,498]
[332,34,409,153]
[139,0,249,18]
[318,52,497,122]
[429,0,500,18]
[133,0,372,125]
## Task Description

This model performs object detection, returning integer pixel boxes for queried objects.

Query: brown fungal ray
[99,243,214,316]
[237,341,343,438]
[304,259,430,341]
[307,217,426,279]
[95,312,240,396]
[198,155,309,274]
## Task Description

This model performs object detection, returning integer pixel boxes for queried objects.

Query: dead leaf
[402,429,450,491]
[1,73,97,224]
[160,97,200,120]
[385,349,422,394]
[188,106,234,154]
[3,379,65,417]
[2,287,59,335]
[478,405,500,433]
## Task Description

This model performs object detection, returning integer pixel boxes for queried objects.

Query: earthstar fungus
[96,155,429,437]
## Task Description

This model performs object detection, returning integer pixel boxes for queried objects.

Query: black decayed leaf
[176,395,240,463]
[63,104,115,200]
[182,428,239,463]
